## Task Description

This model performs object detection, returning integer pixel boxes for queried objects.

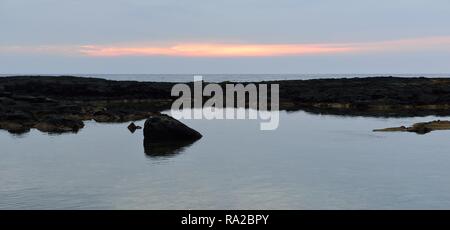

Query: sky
[1,0,450,74]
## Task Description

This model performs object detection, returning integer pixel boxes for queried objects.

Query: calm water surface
[1,109,450,209]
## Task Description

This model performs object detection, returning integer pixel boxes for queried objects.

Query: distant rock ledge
[373,120,450,134]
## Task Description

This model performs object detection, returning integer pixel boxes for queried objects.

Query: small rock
[127,122,142,133]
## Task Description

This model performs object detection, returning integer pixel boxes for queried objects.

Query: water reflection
[4,110,450,209]
[143,138,199,159]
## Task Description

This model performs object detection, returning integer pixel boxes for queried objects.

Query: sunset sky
[1,0,450,74]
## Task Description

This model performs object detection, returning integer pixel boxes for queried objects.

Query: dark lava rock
[34,117,85,133]
[0,122,30,134]
[127,122,142,133]
[0,111,34,134]
[143,114,202,141]
[93,110,121,123]
[1,111,35,122]
[143,115,201,156]
[5,75,450,135]
[93,110,154,123]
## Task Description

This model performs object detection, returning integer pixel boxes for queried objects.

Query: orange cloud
[2,36,450,57]
[79,36,450,57]
[79,43,353,57]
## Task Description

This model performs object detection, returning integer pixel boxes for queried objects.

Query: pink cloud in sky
[78,43,353,57]
[2,36,450,57]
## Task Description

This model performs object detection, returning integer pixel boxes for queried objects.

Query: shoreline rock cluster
[0,76,172,134]
[3,75,450,134]
[373,120,450,134]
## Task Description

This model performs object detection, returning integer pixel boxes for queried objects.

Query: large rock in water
[143,114,202,141]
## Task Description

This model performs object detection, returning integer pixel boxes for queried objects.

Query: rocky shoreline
[2,75,450,134]
[0,76,172,134]
[374,120,450,134]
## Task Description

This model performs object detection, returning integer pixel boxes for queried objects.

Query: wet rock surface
[35,117,85,134]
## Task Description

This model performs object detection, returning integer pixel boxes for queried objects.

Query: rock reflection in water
[143,138,199,158]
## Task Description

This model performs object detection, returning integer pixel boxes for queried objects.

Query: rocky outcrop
[271,77,450,116]
[0,76,171,134]
[34,117,85,133]
[373,120,450,134]
[0,111,35,134]
[4,75,450,134]
[143,114,202,141]
[0,121,30,134]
